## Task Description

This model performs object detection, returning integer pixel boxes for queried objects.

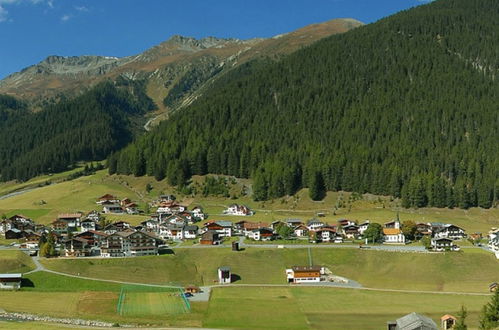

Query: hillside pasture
[40,247,499,293]
[0,250,35,273]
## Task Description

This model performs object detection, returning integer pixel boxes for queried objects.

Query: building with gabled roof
[387,312,437,330]
[286,266,323,284]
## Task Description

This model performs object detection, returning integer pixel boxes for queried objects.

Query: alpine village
[0,0,498,329]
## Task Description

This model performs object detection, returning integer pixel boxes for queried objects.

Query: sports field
[119,291,189,316]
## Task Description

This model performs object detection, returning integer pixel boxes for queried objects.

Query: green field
[0,285,491,329]
[119,290,188,316]
[204,287,490,330]
[0,250,35,273]
[40,247,499,293]
[21,271,122,292]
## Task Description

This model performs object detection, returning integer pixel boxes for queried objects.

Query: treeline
[110,0,498,209]
[0,79,156,181]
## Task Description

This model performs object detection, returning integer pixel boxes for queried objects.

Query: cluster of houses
[0,191,489,258]
[97,194,141,215]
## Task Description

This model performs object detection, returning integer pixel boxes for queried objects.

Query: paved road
[169,235,430,252]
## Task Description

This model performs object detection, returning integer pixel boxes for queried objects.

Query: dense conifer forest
[0,80,155,181]
[110,0,498,209]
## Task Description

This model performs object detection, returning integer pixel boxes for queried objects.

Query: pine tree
[309,171,326,201]
[454,305,468,330]
[479,291,499,329]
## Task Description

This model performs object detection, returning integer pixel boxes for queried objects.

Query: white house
[141,219,160,233]
[307,219,325,231]
[202,221,233,237]
[434,224,466,240]
[248,228,274,241]
[223,204,253,216]
[102,203,124,214]
[293,224,309,237]
[431,237,460,251]
[159,224,184,240]
[124,203,139,215]
[315,227,337,242]
[191,207,206,221]
[0,273,22,290]
[286,266,322,284]
[183,225,199,239]
[80,219,97,232]
[157,202,186,214]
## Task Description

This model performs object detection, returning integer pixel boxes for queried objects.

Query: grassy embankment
[0,250,35,273]
[40,247,499,293]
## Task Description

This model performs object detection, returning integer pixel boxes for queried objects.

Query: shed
[218,266,231,284]
[440,314,456,330]
[0,273,22,290]
[489,282,498,292]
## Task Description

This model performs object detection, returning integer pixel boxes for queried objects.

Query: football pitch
[117,285,190,316]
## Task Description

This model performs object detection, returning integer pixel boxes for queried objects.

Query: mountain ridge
[0,18,363,111]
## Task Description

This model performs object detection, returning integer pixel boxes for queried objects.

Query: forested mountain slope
[0,80,155,181]
[111,0,499,209]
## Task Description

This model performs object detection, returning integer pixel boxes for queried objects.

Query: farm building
[0,273,22,290]
[489,282,498,292]
[387,312,437,330]
[286,266,323,284]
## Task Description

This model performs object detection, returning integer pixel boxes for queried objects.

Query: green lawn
[21,271,122,292]
[0,250,35,273]
[40,247,499,293]
[204,287,490,329]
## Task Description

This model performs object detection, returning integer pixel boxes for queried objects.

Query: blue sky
[0,0,433,79]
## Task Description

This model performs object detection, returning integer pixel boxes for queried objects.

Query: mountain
[110,0,499,209]
[0,18,362,182]
[0,18,363,118]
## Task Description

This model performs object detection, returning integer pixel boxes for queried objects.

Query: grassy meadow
[39,247,499,293]
[0,250,35,273]
[0,284,491,329]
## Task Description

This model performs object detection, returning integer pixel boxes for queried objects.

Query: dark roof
[291,266,321,272]
[218,266,230,272]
